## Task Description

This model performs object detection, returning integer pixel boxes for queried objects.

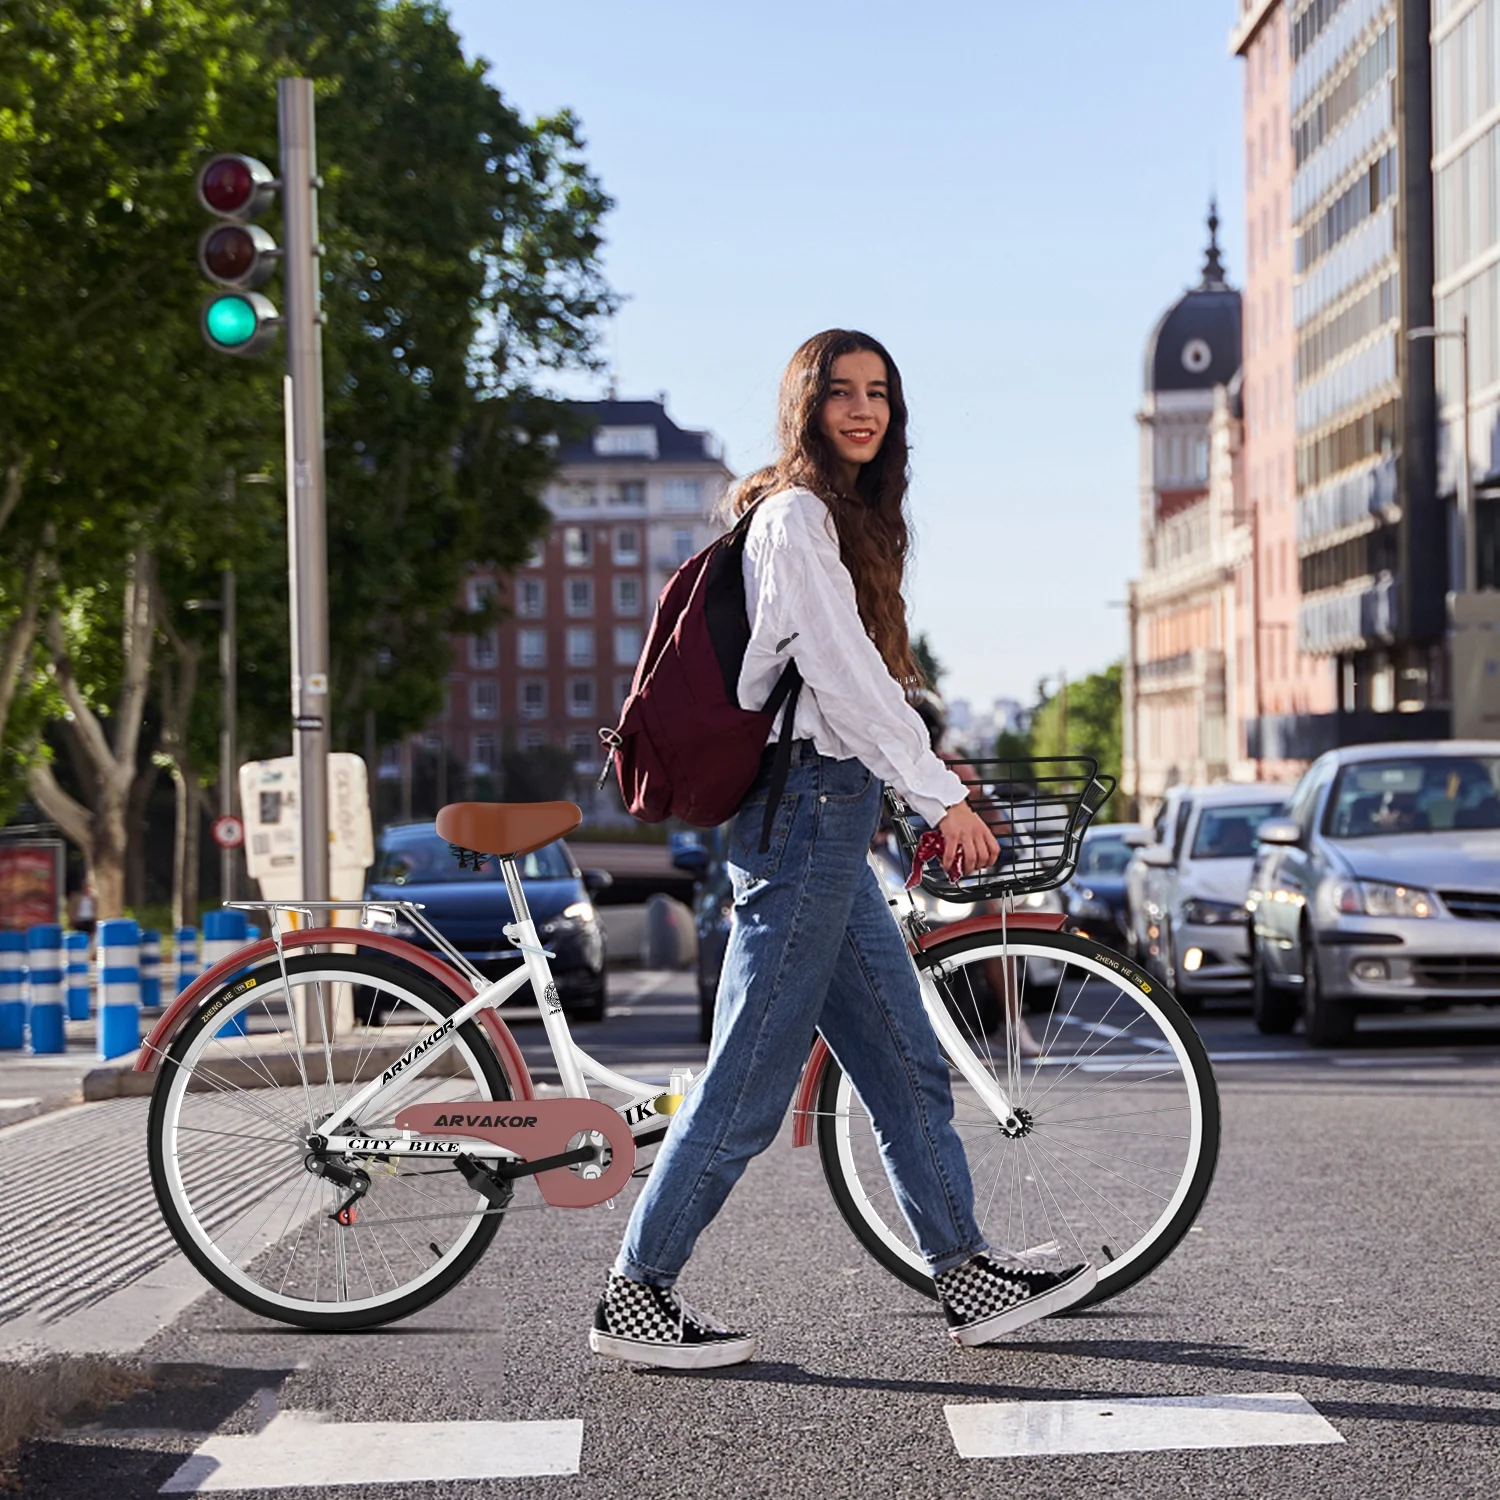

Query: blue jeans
[613,742,986,1287]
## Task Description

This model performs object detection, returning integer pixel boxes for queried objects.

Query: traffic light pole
[278,78,330,913]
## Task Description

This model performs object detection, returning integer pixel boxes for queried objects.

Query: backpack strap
[758,663,803,853]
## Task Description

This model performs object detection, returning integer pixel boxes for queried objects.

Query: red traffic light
[198,223,279,289]
[196,154,276,221]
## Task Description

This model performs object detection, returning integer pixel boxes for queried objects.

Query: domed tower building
[1125,209,1258,815]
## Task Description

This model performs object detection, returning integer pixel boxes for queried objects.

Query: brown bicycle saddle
[434,801,582,858]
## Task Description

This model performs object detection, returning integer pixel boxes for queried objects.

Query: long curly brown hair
[729,329,919,687]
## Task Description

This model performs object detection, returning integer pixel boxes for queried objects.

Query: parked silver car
[1248,741,1500,1046]
[1123,784,1193,964]
[1127,783,1292,1009]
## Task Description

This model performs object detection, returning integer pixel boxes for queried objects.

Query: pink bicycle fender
[394,1096,637,1208]
[133,928,534,1101]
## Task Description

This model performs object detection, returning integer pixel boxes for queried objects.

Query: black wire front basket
[888,756,1116,903]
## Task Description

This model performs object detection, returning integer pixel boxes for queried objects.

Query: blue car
[363,821,610,1021]
[1064,823,1144,950]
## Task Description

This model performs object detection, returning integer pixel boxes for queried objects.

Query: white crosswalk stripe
[157,1413,583,1491]
[945,1390,1344,1459]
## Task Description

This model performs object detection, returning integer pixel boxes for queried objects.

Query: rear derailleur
[305,1150,371,1227]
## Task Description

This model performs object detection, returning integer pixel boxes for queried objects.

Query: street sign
[211,815,246,850]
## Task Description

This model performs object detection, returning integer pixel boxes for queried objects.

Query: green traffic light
[205,294,258,347]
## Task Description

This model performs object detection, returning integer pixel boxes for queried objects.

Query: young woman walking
[590,330,1095,1369]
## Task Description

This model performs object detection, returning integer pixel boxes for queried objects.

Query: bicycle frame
[151,848,1029,1171]
[305,849,1024,1161]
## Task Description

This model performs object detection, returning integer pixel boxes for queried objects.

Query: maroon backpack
[598,508,801,851]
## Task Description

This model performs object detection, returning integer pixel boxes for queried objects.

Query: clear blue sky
[445,0,1246,713]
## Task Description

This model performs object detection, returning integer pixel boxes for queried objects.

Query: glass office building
[1291,0,1446,725]
[1431,0,1500,587]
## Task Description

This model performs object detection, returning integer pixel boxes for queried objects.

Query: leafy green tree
[1027,662,1124,820]
[911,631,944,695]
[0,1,614,912]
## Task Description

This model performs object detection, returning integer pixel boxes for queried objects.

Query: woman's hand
[936,800,1000,879]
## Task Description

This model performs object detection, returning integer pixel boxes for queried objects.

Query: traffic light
[196,153,281,356]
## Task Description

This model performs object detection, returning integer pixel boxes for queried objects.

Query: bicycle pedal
[454,1152,515,1210]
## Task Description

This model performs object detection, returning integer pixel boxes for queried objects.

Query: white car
[1128,782,1292,1009]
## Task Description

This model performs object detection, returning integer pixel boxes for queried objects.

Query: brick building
[409,398,732,822]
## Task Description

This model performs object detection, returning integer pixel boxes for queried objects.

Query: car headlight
[1069,886,1112,921]
[541,900,595,936]
[1322,879,1437,919]
[1180,897,1248,927]
[1022,890,1063,912]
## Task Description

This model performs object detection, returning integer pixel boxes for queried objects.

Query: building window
[614,527,641,565]
[518,627,546,668]
[569,730,596,765]
[471,734,497,775]
[671,527,695,564]
[561,479,597,509]
[520,678,547,719]
[594,426,658,458]
[378,744,400,781]
[662,478,702,512]
[469,629,497,669]
[523,538,545,568]
[614,624,643,667]
[516,578,544,618]
[466,576,497,611]
[613,675,632,713]
[523,729,548,751]
[610,479,646,507]
[566,577,594,617]
[566,626,595,666]
[567,677,596,718]
[613,575,641,616]
[470,679,498,719]
[563,526,592,567]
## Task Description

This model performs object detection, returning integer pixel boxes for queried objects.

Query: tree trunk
[29,546,157,919]
[125,762,157,911]
[0,544,46,754]
[171,767,204,931]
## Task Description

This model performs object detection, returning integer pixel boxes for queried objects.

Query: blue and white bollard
[174,926,200,994]
[25,924,65,1054]
[0,932,25,1050]
[139,928,162,1011]
[202,909,251,1038]
[96,918,141,1061]
[65,931,91,1021]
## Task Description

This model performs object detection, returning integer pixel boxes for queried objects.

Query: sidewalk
[0,1018,116,1126]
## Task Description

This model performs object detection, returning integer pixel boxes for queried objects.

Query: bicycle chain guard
[393,1096,637,1208]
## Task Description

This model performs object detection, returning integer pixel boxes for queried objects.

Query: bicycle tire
[148,952,512,1331]
[816,928,1219,1311]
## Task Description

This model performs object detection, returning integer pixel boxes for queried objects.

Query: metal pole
[1127,587,1140,818]
[219,565,237,903]
[1461,314,1475,595]
[278,78,330,909]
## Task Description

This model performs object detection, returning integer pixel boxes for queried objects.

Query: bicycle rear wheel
[817,928,1218,1310]
[148,952,512,1331]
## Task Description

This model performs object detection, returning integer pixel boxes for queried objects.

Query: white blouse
[737,487,968,827]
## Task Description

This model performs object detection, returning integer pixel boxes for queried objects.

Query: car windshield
[1191,803,1284,859]
[1324,757,1500,838]
[373,830,574,884]
[1079,835,1132,875]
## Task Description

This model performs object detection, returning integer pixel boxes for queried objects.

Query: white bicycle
[142,761,1219,1331]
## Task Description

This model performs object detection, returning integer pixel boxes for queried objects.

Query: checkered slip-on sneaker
[589,1272,756,1369]
[935,1253,1096,1346]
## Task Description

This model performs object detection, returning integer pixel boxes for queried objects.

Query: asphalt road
[18,974,1500,1498]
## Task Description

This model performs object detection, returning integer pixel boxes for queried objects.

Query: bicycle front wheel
[148,952,512,1331]
[817,928,1219,1310]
